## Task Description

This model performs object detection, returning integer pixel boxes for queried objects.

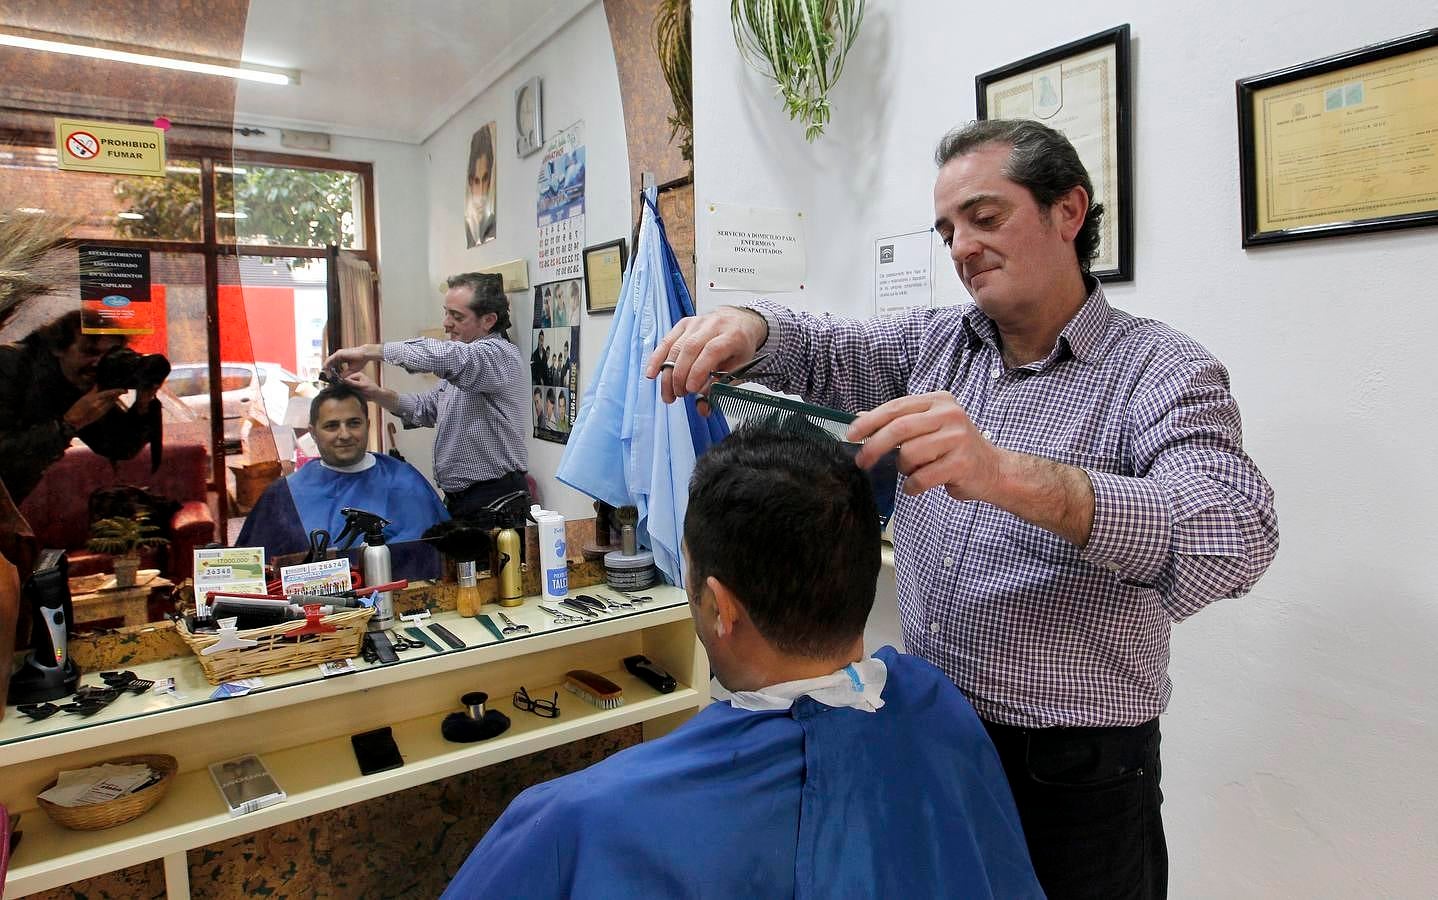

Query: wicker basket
[177,606,374,684]
[38,754,177,831]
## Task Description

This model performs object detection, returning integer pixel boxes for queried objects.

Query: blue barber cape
[442,647,1041,899]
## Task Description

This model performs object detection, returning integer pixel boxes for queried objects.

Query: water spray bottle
[340,507,394,632]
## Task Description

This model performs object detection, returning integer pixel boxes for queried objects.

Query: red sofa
[18,443,215,582]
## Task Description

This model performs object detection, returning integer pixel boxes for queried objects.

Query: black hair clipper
[623,655,676,694]
[7,549,81,705]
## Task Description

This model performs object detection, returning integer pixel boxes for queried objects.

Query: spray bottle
[340,507,394,632]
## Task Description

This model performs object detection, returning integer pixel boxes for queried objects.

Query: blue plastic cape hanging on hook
[556,184,728,587]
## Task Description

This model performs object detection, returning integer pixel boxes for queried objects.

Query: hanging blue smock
[557,188,727,586]
[442,647,1042,899]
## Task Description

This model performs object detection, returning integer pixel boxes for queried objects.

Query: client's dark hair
[447,272,511,339]
[309,383,368,427]
[684,423,880,658]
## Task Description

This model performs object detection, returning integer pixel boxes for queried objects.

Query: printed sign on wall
[55,118,166,177]
[80,245,154,335]
[704,202,807,292]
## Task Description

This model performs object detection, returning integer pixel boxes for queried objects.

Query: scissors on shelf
[538,604,583,625]
[496,612,531,635]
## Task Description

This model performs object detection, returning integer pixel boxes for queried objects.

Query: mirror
[0,1,640,629]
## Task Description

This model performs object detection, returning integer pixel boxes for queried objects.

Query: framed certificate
[976,25,1133,282]
[1237,29,1438,247]
[583,239,627,314]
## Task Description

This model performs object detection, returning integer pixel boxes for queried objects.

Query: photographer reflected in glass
[0,310,165,503]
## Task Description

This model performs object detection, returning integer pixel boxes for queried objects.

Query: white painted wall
[416,0,631,519]
[696,3,1438,897]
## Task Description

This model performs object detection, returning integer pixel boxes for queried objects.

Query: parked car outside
[165,362,305,440]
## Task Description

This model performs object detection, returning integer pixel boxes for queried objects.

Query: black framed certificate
[976,25,1134,282]
[583,239,627,314]
[1237,29,1438,247]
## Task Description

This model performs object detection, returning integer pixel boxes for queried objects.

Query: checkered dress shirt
[751,281,1279,727]
[385,333,529,493]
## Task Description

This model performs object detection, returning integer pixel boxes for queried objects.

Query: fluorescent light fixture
[217,211,249,219]
[17,207,46,214]
[0,27,297,85]
[117,212,145,220]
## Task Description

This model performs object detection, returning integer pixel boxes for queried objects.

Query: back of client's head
[684,423,881,659]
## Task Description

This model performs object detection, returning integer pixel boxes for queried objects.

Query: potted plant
[731,0,866,141]
[87,512,169,588]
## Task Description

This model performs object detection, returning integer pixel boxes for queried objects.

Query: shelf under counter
[2,586,708,899]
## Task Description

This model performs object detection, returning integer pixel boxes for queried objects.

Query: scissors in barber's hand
[661,353,775,413]
[496,612,531,635]
[538,604,583,625]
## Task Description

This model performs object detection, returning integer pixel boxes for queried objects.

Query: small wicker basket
[177,606,374,684]
[37,754,177,831]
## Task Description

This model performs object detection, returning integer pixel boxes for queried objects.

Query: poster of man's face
[465,122,497,248]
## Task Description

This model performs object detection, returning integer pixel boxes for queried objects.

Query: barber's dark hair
[309,383,368,427]
[447,272,510,339]
[685,424,880,658]
[934,119,1105,271]
[24,309,118,351]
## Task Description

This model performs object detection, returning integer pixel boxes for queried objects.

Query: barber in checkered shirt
[649,120,1279,900]
[326,272,530,517]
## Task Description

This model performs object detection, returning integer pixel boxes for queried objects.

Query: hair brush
[564,669,625,709]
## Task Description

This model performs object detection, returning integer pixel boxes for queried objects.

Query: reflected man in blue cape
[237,385,448,559]
[444,425,1041,898]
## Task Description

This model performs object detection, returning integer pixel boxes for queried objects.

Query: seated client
[443,424,1041,898]
[237,384,449,558]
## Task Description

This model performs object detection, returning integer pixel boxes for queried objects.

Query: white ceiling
[234,0,595,145]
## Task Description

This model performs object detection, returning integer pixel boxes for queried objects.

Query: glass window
[0,146,203,241]
[215,163,362,249]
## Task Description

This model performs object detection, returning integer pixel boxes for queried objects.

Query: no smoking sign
[65,130,99,160]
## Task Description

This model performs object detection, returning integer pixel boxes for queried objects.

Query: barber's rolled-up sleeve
[1081,356,1278,622]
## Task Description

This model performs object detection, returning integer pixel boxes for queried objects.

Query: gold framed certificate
[977,25,1133,282]
[583,239,627,314]
[1238,29,1438,246]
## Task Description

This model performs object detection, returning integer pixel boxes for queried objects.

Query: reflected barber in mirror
[324,272,530,517]
[647,119,1280,899]
[236,384,448,559]
[0,310,162,503]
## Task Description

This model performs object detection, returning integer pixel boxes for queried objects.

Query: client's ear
[706,576,744,640]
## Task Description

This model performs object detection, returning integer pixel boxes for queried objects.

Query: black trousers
[982,717,1167,900]
[443,471,530,519]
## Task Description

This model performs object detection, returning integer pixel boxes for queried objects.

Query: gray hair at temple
[934,119,1105,271]
[447,271,511,339]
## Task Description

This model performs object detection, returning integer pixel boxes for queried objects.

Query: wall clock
[515,76,543,157]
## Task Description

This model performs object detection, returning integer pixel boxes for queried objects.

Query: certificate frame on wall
[976,25,1134,282]
[1237,29,1438,247]
[582,238,628,314]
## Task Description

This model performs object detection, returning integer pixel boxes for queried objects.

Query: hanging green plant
[731,0,865,141]
[655,0,693,162]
